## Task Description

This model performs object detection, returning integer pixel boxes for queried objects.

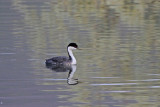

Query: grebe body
[45,43,78,66]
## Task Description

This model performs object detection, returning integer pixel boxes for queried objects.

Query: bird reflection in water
[46,64,78,85]
[67,65,78,85]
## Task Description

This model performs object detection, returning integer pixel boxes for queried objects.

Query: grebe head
[67,43,78,50]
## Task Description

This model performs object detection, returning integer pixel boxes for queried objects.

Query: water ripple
[101,90,134,93]
[91,77,120,79]
[148,74,160,76]
[91,83,138,86]
[0,53,16,55]
[149,86,160,88]
[128,79,160,82]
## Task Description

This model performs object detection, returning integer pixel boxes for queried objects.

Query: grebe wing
[46,56,69,65]
[51,56,69,62]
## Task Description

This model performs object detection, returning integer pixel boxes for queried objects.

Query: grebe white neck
[67,47,77,65]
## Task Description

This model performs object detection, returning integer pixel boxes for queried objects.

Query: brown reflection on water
[3,0,160,106]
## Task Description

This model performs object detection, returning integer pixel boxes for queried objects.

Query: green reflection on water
[12,0,160,106]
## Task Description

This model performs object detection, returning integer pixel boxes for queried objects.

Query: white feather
[68,46,77,64]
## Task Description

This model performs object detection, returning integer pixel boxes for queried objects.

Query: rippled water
[0,0,160,107]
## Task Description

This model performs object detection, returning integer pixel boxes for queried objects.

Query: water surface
[0,0,160,107]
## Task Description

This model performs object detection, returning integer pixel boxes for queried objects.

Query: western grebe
[45,43,78,66]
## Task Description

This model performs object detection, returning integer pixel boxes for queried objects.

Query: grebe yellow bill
[45,43,79,66]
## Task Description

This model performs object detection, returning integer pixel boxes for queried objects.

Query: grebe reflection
[67,65,78,85]
[45,64,78,85]
[46,63,71,72]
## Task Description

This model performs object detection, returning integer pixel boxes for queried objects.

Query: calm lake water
[0,0,160,107]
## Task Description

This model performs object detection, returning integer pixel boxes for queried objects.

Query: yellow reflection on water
[11,0,160,106]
